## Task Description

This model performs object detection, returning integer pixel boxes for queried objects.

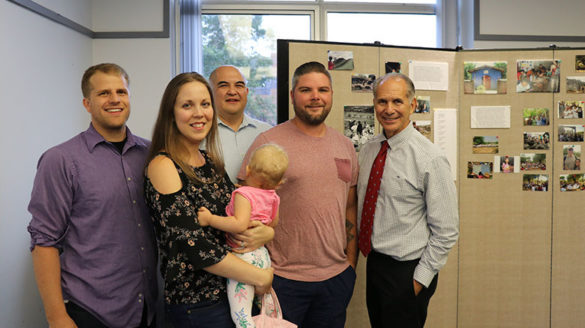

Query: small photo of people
[385,61,401,74]
[566,76,585,94]
[560,174,585,192]
[522,174,548,191]
[520,153,546,171]
[563,145,581,170]
[467,161,493,179]
[351,73,376,93]
[472,136,499,154]
[344,105,375,151]
[576,55,585,72]
[516,60,560,93]
[523,107,549,126]
[499,155,514,173]
[523,132,550,150]
[413,121,431,140]
[415,96,430,113]
[327,50,354,70]
[558,125,585,142]
[558,100,584,119]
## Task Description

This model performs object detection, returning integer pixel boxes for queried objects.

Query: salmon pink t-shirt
[238,120,358,282]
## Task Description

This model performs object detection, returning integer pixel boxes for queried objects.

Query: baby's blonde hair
[247,143,289,189]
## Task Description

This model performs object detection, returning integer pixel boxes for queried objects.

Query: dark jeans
[272,265,356,328]
[366,251,438,328]
[165,298,235,328]
[66,301,153,328]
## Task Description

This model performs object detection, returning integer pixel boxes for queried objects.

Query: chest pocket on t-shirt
[334,158,352,183]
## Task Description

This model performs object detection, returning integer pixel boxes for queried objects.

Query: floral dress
[144,151,235,305]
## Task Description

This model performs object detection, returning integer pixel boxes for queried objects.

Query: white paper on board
[471,105,511,128]
[433,108,457,180]
[409,61,449,91]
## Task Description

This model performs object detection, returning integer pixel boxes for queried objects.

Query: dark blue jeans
[165,298,235,328]
[272,265,356,328]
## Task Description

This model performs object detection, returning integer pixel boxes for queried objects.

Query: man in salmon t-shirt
[238,61,358,327]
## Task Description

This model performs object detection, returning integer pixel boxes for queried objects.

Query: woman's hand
[228,221,274,253]
[197,207,212,226]
[254,267,274,295]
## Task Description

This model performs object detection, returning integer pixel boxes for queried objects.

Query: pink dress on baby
[225,186,279,248]
[225,185,280,328]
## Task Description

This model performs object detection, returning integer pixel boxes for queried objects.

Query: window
[199,1,442,125]
[327,12,436,47]
[202,13,311,125]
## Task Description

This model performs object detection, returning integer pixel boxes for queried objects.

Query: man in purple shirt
[27,63,157,328]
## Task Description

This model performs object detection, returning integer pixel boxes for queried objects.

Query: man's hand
[413,279,424,296]
[228,221,274,253]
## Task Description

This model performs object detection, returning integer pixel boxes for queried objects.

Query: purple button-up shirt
[28,124,157,328]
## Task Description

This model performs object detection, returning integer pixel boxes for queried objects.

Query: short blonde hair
[247,144,289,189]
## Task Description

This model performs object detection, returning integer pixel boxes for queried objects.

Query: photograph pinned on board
[463,61,507,94]
[351,74,376,92]
[576,55,585,72]
[415,96,430,113]
[385,61,401,74]
[558,100,584,119]
[523,107,549,126]
[472,136,499,154]
[520,153,546,171]
[560,174,585,192]
[493,155,519,173]
[516,60,560,93]
[467,161,493,179]
[327,50,354,70]
[413,120,431,140]
[344,105,375,151]
[566,76,585,94]
[563,145,581,170]
[523,132,550,150]
[558,125,585,142]
[522,174,548,191]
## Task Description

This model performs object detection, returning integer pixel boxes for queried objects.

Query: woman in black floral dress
[144,72,273,328]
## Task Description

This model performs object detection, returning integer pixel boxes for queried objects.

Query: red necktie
[359,141,389,257]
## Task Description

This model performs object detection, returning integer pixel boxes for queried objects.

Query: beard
[293,105,331,126]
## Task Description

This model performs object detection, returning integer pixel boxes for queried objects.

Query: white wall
[91,0,171,139]
[92,39,170,139]
[0,1,170,326]
[0,1,92,327]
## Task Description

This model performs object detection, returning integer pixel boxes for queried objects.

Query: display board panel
[550,48,585,328]
[458,48,554,328]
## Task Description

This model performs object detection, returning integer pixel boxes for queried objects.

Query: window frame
[201,1,443,45]
[201,3,320,40]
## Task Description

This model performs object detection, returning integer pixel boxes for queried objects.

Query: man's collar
[218,114,257,131]
[379,122,415,149]
[83,123,145,153]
